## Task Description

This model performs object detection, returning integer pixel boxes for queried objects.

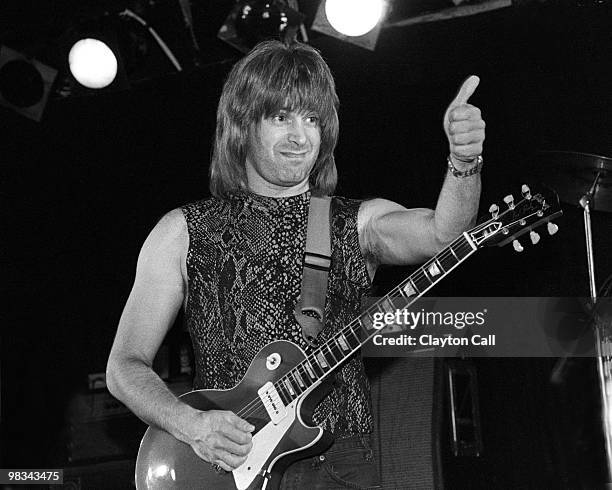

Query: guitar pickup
[257,382,287,425]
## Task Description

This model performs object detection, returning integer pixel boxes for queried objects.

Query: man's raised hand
[443,75,486,165]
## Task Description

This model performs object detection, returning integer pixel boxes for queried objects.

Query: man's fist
[443,75,486,166]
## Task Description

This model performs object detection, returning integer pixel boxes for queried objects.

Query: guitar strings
[235,196,534,420]
[233,236,476,421]
[236,239,476,420]
[235,237,476,419]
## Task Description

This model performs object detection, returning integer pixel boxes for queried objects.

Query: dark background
[2,0,612,487]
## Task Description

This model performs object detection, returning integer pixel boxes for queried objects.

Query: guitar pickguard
[233,401,297,490]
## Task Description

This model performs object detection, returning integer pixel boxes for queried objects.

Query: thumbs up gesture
[443,75,486,167]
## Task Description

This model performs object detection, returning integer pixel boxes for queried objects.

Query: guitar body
[136,340,333,490]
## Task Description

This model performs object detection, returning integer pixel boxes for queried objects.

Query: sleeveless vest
[181,191,373,436]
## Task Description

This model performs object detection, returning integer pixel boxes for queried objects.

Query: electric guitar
[135,185,562,489]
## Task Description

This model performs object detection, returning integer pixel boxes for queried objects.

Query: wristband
[447,154,483,178]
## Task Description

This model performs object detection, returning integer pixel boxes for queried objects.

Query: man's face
[245,109,321,195]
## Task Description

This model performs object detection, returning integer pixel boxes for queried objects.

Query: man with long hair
[107,40,485,488]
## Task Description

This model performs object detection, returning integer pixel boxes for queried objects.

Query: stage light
[218,0,306,53]
[56,6,187,98]
[324,0,385,37]
[56,15,130,98]
[311,0,388,50]
[68,38,118,89]
[0,45,57,121]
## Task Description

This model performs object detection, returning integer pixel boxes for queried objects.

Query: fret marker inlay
[283,379,295,396]
[316,352,328,369]
[428,262,441,276]
[337,334,349,351]
[304,362,316,379]
[403,281,417,297]
[294,371,305,388]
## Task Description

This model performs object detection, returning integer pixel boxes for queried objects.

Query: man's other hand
[187,409,255,471]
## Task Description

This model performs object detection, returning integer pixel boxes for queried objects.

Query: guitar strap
[294,195,331,347]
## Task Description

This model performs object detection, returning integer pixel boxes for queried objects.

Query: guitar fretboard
[272,231,477,405]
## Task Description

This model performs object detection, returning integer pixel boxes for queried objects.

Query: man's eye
[273,114,286,122]
[306,115,319,124]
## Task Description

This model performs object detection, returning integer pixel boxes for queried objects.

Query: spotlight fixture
[218,0,306,53]
[68,38,118,89]
[57,15,130,97]
[0,45,57,121]
[311,0,388,50]
[325,0,386,36]
[55,6,186,98]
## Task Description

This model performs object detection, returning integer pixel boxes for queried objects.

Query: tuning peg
[489,204,499,219]
[547,222,559,235]
[521,184,532,199]
[513,240,524,252]
[529,231,540,245]
[503,194,515,210]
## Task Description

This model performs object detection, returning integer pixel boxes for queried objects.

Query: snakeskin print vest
[181,190,373,436]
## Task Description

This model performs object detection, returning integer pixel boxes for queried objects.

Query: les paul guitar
[136,185,562,490]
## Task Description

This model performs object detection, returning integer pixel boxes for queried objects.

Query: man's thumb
[452,75,480,106]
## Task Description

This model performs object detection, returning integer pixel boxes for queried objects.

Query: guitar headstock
[469,184,562,250]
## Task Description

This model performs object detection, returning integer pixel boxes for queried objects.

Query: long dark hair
[209,40,339,198]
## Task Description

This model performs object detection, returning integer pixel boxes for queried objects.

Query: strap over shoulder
[294,195,331,347]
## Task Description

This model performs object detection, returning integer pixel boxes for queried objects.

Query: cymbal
[531,151,612,212]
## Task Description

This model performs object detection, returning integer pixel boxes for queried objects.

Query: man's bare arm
[359,172,480,267]
[359,76,484,269]
[359,169,480,267]
[106,209,191,436]
[106,209,253,471]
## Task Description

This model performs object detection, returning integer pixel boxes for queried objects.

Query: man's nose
[287,120,307,146]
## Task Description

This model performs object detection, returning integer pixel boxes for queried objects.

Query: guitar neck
[272,231,479,404]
